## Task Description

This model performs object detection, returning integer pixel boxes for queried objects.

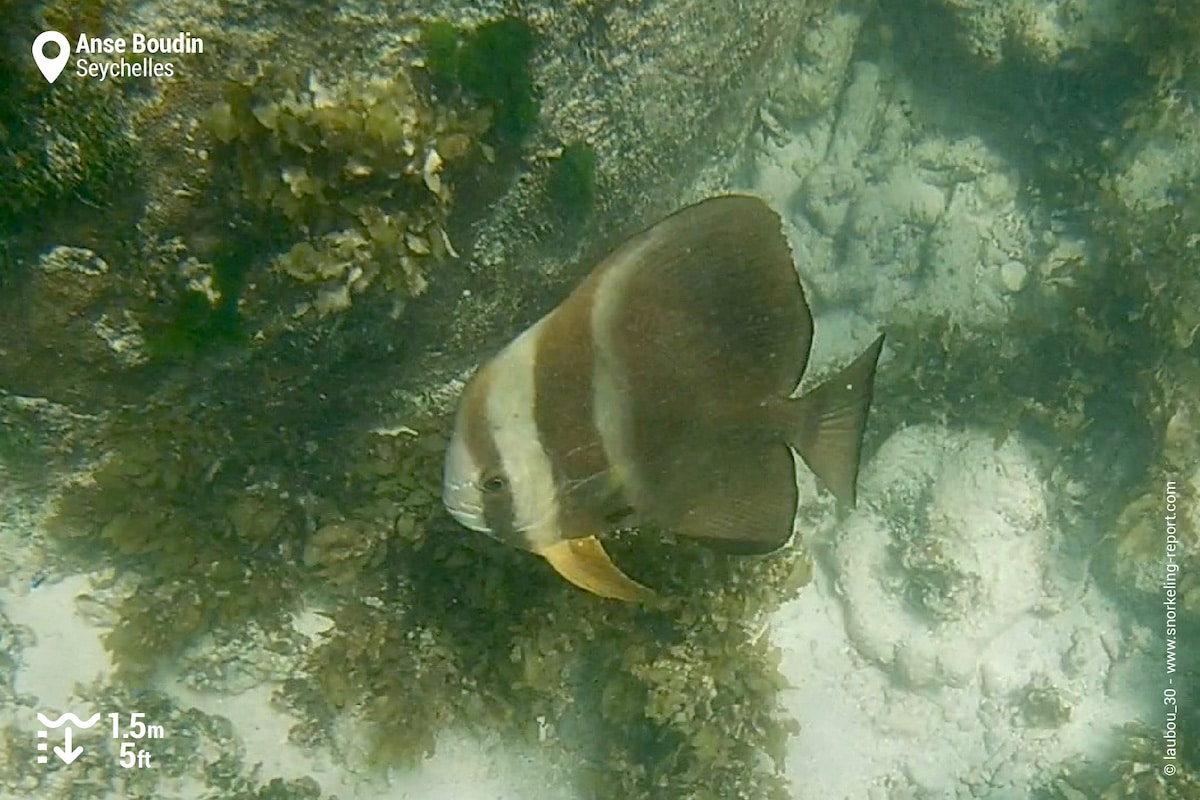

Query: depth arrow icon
[53,727,83,764]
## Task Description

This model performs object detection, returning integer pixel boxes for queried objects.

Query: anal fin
[663,439,799,554]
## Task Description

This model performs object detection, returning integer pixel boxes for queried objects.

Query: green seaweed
[185,65,485,337]
[42,387,311,681]
[420,16,540,146]
[421,20,462,81]
[547,141,598,224]
[276,421,808,797]
[144,261,247,361]
[1042,715,1200,799]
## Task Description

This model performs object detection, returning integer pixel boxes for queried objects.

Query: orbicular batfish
[442,194,884,602]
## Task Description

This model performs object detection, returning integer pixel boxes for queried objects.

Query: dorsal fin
[593,194,814,415]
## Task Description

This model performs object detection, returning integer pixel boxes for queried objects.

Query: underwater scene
[1,0,1198,798]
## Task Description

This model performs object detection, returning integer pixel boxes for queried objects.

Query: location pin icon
[32,31,70,84]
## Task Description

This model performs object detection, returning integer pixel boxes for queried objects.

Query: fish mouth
[445,502,490,534]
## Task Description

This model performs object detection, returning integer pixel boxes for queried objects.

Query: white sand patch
[7,573,113,703]
[773,425,1152,798]
[167,680,576,800]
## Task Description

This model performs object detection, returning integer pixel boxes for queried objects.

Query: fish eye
[480,474,507,493]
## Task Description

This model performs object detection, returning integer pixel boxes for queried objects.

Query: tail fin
[788,334,885,506]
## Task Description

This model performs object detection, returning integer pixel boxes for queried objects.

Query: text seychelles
[74,32,203,80]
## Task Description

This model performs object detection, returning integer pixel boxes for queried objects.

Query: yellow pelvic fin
[537,537,657,603]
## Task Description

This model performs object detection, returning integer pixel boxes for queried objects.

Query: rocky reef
[1,0,825,798]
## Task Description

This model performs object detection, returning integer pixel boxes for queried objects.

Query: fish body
[443,195,884,601]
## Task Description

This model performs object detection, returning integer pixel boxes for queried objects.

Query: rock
[0,246,142,406]
[1000,260,1028,293]
[931,0,1135,66]
[831,425,1051,689]
[756,54,1045,329]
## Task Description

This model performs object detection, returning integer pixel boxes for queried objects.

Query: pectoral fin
[537,537,657,603]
